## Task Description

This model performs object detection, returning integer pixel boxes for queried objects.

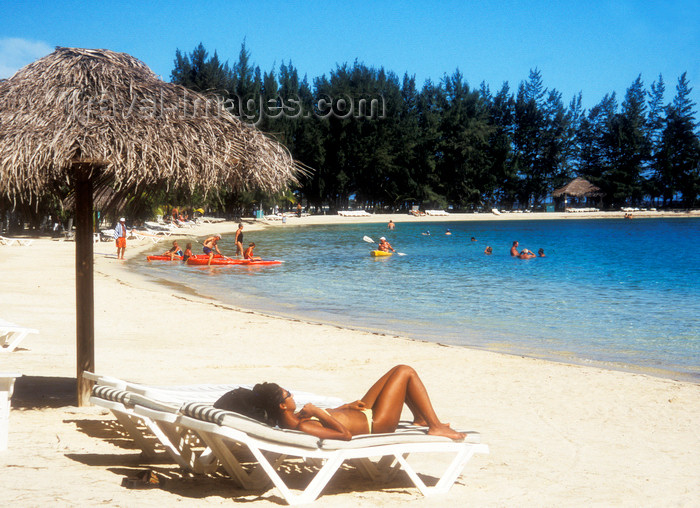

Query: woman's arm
[338,400,366,411]
[296,404,352,440]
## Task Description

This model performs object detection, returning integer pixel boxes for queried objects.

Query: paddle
[362,236,406,256]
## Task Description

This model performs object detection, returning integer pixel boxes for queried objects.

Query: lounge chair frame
[0,319,39,353]
[86,375,487,505]
[177,409,488,505]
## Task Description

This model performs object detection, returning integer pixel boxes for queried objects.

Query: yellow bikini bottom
[360,408,373,433]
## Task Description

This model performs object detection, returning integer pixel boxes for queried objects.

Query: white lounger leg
[0,373,21,451]
[247,445,345,505]
[196,429,270,489]
[394,444,488,496]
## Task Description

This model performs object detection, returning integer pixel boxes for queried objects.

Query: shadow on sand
[11,375,77,409]
[64,446,427,504]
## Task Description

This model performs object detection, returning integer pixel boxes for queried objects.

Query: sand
[1,212,699,506]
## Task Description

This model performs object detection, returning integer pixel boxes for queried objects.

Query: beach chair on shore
[130,229,165,244]
[90,384,220,473]
[86,373,343,474]
[175,402,488,505]
[0,236,34,246]
[0,319,38,353]
[1,372,22,451]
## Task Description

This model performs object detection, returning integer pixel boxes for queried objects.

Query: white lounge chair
[86,373,342,474]
[87,375,487,504]
[337,210,372,217]
[0,372,22,451]
[90,385,220,473]
[0,319,38,353]
[176,402,488,505]
[130,229,165,244]
[199,216,226,223]
[0,236,34,246]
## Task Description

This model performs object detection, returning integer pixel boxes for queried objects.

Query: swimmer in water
[510,241,520,257]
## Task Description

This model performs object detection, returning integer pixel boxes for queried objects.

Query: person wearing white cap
[113,217,128,259]
[378,236,395,253]
[202,233,223,265]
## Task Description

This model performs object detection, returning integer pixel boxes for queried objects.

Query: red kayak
[146,254,183,261]
[186,256,282,266]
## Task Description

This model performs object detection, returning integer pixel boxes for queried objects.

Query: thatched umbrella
[552,177,603,199]
[0,47,302,404]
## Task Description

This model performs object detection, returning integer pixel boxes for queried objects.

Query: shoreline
[1,215,699,506]
[131,213,700,384]
[134,255,700,384]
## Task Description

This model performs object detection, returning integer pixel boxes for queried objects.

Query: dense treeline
[173,43,699,212]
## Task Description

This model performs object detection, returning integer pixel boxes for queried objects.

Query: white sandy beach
[1,212,699,506]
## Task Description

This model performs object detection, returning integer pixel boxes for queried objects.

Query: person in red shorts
[113,217,128,259]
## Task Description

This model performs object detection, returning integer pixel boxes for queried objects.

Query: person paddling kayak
[378,237,395,253]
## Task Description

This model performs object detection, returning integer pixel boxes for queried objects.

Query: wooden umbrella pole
[75,165,95,406]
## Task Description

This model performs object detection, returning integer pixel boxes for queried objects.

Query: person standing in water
[203,233,223,265]
[388,220,395,230]
[234,223,245,257]
[510,241,520,257]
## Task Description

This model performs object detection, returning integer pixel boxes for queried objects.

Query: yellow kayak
[370,250,393,257]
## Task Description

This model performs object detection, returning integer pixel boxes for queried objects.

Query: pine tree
[657,73,700,207]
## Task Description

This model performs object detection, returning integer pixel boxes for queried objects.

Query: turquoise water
[138,219,700,380]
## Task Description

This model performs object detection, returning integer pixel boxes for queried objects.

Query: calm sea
[136,218,700,381]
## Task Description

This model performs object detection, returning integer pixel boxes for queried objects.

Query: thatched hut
[0,47,303,403]
[551,177,604,210]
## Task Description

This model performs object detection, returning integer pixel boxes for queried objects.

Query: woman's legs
[361,365,464,439]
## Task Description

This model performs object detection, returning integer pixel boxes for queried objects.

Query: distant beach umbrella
[0,47,303,404]
[552,177,604,199]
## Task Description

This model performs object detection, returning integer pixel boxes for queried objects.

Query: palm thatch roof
[552,177,603,198]
[0,47,303,203]
[0,47,307,406]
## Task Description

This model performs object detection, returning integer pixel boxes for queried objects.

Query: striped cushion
[129,393,181,413]
[181,402,228,425]
[92,385,131,405]
[181,402,321,450]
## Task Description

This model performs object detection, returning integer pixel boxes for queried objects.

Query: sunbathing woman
[214,364,465,441]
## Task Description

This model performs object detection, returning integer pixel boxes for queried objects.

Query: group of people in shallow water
[388,220,546,259]
[214,364,466,441]
[161,223,262,265]
[509,240,545,259]
[483,241,544,258]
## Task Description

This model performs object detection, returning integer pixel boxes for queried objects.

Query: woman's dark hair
[213,382,285,426]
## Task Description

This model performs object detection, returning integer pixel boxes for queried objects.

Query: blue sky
[1,0,699,111]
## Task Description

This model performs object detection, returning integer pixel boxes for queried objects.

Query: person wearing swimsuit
[234,223,244,257]
[214,365,465,441]
[202,233,222,265]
